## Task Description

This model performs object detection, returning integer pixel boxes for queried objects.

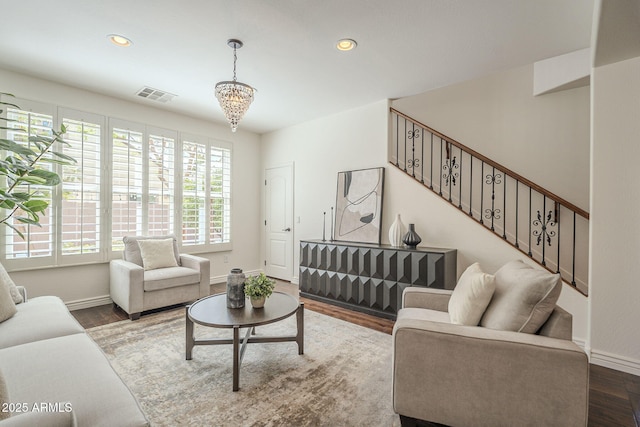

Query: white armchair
[393,281,589,426]
[110,235,210,320]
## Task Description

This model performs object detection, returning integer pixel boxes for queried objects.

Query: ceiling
[0,0,594,135]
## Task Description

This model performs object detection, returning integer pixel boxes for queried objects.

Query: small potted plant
[244,273,276,308]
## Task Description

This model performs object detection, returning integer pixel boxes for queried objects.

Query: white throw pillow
[448,263,496,326]
[0,273,17,323]
[480,260,561,333]
[137,238,179,271]
[0,261,22,304]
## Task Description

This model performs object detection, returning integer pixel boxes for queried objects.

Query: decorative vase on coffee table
[402,223,422,249]
[226,268,246,308]
[250,296,266,308]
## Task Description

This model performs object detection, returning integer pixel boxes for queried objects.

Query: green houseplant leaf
[244,273,276,298]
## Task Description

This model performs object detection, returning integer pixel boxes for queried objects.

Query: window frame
[56,107,106,266]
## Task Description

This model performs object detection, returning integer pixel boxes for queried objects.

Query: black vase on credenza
[402,223,422,249]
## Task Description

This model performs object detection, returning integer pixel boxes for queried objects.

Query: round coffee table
[185,291,304,391]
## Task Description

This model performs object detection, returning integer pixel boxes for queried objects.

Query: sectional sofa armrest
[401,287,452,312]
[15,286,27,303]
[392,313,589,426]
[0,409,76,426]
[179,254,211,298]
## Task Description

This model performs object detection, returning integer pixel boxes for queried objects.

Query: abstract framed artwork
[334,167,385,244]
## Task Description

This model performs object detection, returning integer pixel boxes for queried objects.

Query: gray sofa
[392,287,589,427]
[0,287,149,426]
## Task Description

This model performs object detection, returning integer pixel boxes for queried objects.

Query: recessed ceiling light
[108,34,133,47]
[336,38,357,51]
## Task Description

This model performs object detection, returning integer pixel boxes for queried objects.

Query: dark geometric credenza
[299,240,457,319]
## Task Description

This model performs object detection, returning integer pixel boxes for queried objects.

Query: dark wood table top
[188,291,300,328]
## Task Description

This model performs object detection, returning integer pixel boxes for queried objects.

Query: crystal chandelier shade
[215,39,255,133]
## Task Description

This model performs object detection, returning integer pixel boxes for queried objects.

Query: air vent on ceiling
[135,86,176,103]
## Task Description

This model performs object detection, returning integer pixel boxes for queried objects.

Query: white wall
[590,56,640,374]
[1,68,262,307]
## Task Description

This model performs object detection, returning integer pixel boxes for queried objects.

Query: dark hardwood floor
[71,281,639,427]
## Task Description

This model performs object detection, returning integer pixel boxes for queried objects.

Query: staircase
[390,108,589,295]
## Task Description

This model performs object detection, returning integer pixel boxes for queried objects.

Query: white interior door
[265,164,293,281]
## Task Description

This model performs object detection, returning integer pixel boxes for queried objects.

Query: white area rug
[87,307,400,427]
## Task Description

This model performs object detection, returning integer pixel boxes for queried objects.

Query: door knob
[282,227,291,232]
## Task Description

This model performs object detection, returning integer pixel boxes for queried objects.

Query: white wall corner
[533,48,591,96]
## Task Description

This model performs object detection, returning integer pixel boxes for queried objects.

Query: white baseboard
[291,275,299,285]
[590,349,640,376]
[66,295,113,311]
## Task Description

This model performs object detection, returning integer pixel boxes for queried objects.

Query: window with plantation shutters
[60,113,102,258]
[1,99,232,269]
[111,126,144,251]
[182,140,207,245]
[3,107,54,260]
[181,137,231,248]
[210,146,231,243]
[148,133,175,236]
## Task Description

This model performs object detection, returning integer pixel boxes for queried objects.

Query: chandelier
[215,39,256,132]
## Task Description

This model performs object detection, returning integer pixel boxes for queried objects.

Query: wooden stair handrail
[391,107,589,220]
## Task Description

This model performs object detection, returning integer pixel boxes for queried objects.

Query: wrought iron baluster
[469,156,473,217]
[407,123,419,177]
[503,173,507,239]
[480,161,484,225]
[448,143,452,202]
[430,133,434,190]
[572,212,577,286]
[442,142,458,203]
[528,187,532,256]
[395,114,399,167]
[439,138,443,196]
[515,180,519,248]
[484,167,502,231]
[556,202,561,274]
[403,119,407,172]
[420,129,424,184]
[532,195,557,267]
[458,147,463,209]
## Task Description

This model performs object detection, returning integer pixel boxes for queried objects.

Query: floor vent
[135,87,176,103]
